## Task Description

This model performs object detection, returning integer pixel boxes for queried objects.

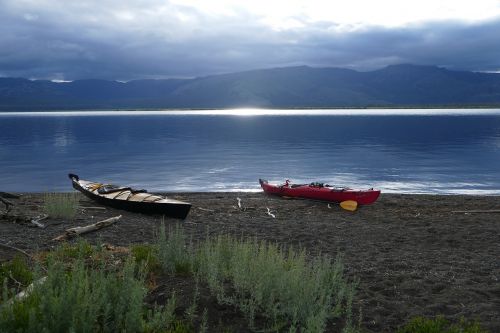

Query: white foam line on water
[163,182,500,195]
[2,108,500,117]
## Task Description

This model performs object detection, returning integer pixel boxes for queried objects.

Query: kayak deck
[259,179,380,205]
[69,174,191,219]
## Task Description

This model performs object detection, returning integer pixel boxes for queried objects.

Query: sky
[1,0,500,80]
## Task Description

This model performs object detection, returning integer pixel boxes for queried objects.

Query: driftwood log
[0,192,20,199]
[0,197,13,213]
[452,209,500,214]
[53,215,122,241]
[3,277,47,307]
[30,214,49,228]
[78,206,106,210]
[197,207,215,212]
[266,207,276,218]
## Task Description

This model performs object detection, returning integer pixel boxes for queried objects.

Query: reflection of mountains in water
[2,64,500,110]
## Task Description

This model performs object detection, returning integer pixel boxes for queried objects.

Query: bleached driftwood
[30,214,49,228]
[452,209,500,214]
[53,215,122,241]
[4,277,47,306]
[235,198,257,211]
[79,206,106,210]
[197,207,215,212]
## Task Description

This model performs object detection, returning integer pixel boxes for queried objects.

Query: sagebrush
[156,224,360,332]
[43,192,79,219]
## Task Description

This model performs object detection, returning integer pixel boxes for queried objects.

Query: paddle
[340,200,358,212]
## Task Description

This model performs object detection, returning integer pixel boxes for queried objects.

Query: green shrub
[165,320,193,333]
[0,256,33,286]
[195,236,355,331]
[0,248,176,333]
[156,223,192,275]
[0,256,33,301]
[53,240,95,259]
[155,225,359,332]
[397,316,489,333]
[43,192,79,219]
[131,244,161,273]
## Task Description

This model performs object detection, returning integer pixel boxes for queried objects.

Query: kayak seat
[98,185,131,194]
[98,185,148,194]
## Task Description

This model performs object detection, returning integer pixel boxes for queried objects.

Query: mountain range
[1,64,500,110]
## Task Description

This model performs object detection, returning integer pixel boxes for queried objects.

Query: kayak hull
[259,179,380,205]
[69,174,191,219]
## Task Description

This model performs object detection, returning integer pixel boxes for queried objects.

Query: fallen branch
[0,240,47,273]
[0,243,32,258]
[452,209,500,214]
[0,191,20,199]
[266,207,276,218]
[52,215,122,241]
[0,197,13,213]
[5,277,47,306]
[79,206,106,210]
[197,207,214,212]
[31,214,49,228]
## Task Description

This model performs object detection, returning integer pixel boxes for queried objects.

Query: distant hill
[1,64,500,110]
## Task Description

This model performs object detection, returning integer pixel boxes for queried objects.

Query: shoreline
[2,108,500,118]
[4,192,500,197]
[1,192,499,331]
[1,105,500,112]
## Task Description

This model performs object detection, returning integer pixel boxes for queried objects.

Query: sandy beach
[1,192,499,332]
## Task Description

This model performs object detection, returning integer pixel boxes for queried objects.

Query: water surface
[1,109,499,194]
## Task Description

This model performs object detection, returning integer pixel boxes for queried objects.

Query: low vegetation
[1,245,176,333]
[0,256,33,302]
[42,192,79,219]
[0,226,490,332]
[397,316,489,333]
[156,224,359,332]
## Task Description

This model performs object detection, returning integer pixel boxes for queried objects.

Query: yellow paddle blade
[340,200,358,211]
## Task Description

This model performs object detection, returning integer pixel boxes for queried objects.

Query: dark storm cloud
[1,1,499,80]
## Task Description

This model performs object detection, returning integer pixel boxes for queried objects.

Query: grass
[156,224,360,332]
[398,316,489,333]
[42,192,79,219]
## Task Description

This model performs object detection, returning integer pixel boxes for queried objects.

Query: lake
[1,109,500,194]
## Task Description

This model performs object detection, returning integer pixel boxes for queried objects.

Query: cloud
[1,0,500,80]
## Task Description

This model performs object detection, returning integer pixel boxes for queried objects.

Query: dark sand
[1,192,499,332]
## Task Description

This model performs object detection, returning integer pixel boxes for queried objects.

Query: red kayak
[259,179,381,205]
